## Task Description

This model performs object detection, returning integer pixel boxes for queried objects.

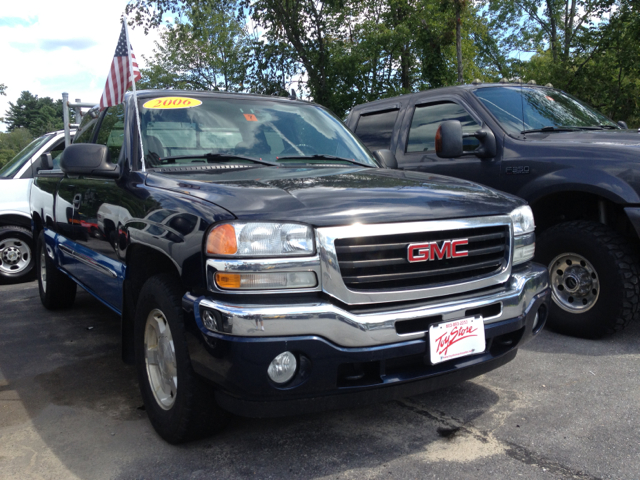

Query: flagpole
[123,15,146,172]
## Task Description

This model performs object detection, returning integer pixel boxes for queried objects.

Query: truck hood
[525,129,640,148]
[145,166,523,227]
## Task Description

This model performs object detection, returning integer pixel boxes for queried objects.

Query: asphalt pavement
[1,281,639,479]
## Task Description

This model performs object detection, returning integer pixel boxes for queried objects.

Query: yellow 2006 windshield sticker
[143,97,203,109]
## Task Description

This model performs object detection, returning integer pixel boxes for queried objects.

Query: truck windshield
[474,87,618,136]
[0,133,53,179]
[138,96,377,169]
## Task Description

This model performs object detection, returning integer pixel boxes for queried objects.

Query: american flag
[99,22,141,110]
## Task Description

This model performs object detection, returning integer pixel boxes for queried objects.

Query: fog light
[267,351,297,384]
[202,309,220,331]
[200,308,232,333]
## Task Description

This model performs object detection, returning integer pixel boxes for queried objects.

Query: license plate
[429,316,486,364]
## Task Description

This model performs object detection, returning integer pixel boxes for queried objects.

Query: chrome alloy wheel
[0,237,31,275]
[144,309,178,410]
[549,253,600,313]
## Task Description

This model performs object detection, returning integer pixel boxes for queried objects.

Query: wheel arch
[0,213,32,231]
[529,189,637,240]
[519,168,640,206]
[121,244,183,364]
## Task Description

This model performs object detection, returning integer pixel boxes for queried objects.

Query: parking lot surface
[1,281,639,479]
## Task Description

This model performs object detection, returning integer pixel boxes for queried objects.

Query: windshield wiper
[158,153,277,166]
[520,126,580,134]
[276,154,373,168]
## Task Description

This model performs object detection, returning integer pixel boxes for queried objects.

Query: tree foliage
[4,91,65,137]
[0,128,34,169]
[139,0,250,91]
[126,0,640,124]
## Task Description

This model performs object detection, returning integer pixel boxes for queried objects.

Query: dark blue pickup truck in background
[347,82,640,339]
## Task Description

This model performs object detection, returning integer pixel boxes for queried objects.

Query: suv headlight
[509,206,535,265]
[206,222,315,257]
[206,222,317,291]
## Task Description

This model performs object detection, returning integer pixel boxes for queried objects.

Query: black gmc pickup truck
[31,90,549,443]
[347,83,640,339]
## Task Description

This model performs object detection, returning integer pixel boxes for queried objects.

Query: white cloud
[0,0,162,132]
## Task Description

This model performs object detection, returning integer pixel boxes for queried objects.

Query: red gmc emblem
[407,239,469,263]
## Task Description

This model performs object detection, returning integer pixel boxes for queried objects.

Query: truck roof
[349,83,557,112]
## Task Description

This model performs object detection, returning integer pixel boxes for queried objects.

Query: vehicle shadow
[0,282,508,479]
[520,317,640,357]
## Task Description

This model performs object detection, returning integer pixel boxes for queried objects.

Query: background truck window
[354,109,399,151]
[407,102,480,153]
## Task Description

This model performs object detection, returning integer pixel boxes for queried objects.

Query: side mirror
[39,153,53,171]
[435,121,463,158]
[617,120,628,130]
[372,149,398,169]
[61,144,120,179]
[436,120,496,159]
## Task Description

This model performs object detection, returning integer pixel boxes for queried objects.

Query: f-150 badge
[505,166,530,175]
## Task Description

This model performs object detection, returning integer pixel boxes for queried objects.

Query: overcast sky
[0,1,164,132]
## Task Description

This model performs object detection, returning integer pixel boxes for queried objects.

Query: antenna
[521,79,525,134]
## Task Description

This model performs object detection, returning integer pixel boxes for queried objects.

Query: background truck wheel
[134,274,227,444]
[536,220,639,338]
[0,226,35,284]
[36,232,77,309]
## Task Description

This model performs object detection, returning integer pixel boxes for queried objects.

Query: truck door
[59,105,129,311]
[394,98,502,189]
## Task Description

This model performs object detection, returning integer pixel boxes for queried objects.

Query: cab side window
[95,104,125,161]
[73,106,100,144]
[354,109,399,151]
[407,102,480,153]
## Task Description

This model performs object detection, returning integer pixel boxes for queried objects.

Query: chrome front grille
[335,225,509,290]
[316,216,513,305]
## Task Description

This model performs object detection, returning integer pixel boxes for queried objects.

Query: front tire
[134,274,226,444]
[536,221,640,338]
[36,232,77,309]
[0,226,34,284]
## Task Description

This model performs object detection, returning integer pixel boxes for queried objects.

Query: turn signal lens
[435,125,443,153]
[215,271,317,290]
[207,224,238,255]
[215,272,242,289]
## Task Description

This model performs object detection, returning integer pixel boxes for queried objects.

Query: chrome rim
[144,308,178,410]
[40,248,47,292]
[549,253,600,313]
[0,236,31,275]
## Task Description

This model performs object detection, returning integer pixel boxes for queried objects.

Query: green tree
[0,128,34,169]
[4,91,64,137]
[126,0,524,116]
[0,83,6,96]
[140,0,251,91]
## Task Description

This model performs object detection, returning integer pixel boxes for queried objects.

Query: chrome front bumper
[189,263,549,348]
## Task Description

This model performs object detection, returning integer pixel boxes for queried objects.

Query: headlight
[509,205,535,235]
[510,206,535,265]
[206,222,315,257]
